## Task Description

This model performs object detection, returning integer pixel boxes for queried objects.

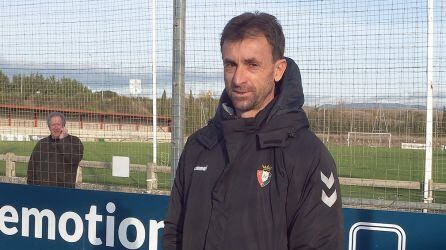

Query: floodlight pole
[152,0,157,164]
[423,0,434,208]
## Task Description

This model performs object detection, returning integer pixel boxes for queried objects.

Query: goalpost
[347,132,392,148]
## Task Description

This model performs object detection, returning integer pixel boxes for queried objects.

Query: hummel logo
[194,165,208,171]
[320,171,335,189]
[321,171,337,207]
[322,189,337,208]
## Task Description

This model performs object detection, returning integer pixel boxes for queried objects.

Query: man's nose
[232,66,247,86]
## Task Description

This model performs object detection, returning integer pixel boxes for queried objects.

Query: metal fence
[0,0,445,212]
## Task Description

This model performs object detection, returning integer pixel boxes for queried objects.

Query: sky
[0,0,445,107]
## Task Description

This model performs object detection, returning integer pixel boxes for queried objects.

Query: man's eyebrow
[223,58,236,64]
[244,58,261,65]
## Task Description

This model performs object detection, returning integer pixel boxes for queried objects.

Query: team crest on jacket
[257,164,272,187]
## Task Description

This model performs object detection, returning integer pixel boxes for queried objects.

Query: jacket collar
[197,57,308,149]
[196,124,222,150]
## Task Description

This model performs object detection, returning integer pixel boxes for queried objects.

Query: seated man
[27,112,84,188]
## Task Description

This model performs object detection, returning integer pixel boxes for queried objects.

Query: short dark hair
[220,12,285,61]
[47,112,66,127]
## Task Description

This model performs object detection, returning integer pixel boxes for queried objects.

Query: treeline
[306,106,446,137]
[0,70,444,136]
[0,70,218,134]
[0,70,153,115]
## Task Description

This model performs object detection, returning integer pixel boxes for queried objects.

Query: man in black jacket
[164,12,343,249]
[27,112,84,188]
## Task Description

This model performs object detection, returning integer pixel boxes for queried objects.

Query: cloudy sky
[1,0,445,107]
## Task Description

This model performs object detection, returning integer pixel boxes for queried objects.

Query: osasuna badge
[257,164,272,187]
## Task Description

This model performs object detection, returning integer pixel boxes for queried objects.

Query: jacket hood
[197,57,307,149]
[267,57,304,121]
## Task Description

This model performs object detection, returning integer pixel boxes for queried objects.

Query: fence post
[146,163,158,191]
[5,153,16,177]
[76,165,83,184]
[171,0,186,178]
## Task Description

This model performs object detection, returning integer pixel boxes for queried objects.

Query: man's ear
[274,59,287,82]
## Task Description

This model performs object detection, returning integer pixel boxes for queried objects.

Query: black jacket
[163,58,343,250]
[27,134,84,188]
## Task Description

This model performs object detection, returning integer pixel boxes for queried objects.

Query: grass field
[1,140,446,203]
[330,145,446,203]
[0,141,173,190]
[330,145,446,182]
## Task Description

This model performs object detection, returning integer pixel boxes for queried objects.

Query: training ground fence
[0,0,446,213]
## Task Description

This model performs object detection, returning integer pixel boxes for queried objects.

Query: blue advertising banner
[0,182,446,249]
[0,183,168,250]
[343,207,446,250]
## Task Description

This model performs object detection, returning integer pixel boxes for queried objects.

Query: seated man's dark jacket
[27,134,84,188]
[163,58,343,250]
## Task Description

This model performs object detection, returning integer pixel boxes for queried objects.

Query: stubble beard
[230,92,258,114]
[228,83,275,116]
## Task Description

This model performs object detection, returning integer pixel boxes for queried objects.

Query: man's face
[222,35,286,118]
[49,116,63,138]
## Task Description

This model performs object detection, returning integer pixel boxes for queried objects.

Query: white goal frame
[347,132,392,148]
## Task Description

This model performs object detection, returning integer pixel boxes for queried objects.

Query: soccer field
[328,145,446,203]
[329,145,446,182]
[1,141,446,202]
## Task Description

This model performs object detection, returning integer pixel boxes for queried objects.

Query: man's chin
[233,102,254,113]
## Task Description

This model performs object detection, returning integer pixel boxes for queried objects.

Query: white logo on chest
[194,165,208,171]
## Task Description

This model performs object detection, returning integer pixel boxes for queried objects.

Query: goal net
[347,132,392,148]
